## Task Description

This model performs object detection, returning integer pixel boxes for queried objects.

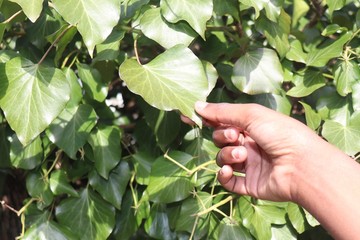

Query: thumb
[195,102,266,132]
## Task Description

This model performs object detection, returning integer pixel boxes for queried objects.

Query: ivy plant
[0,0,359,239]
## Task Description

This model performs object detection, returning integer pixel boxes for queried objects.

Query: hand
[195,102,327,202]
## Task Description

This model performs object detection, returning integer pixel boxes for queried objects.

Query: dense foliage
[0,0,359,239]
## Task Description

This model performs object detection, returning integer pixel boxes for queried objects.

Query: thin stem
[322,73,334,79]
[1,200,19,215]
[188,160,216,176]
[189,215,199,240]
[195,196,234,217]
[17,198,36,216]
[129,172,139,209]
[38,25,73,65]
[134,37,141,65]
[61,50,79,68]
[3,10,22,24]
[43,150,63,179]
[164,151,192,174]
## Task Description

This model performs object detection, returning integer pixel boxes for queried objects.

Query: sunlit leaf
[306,33,351,67]
[9,0,43,22]
[322,112,360,156]
[22,221,76,240]
[56,188,115,240]
[287,69,326,97]
[0,57,70,146]
[140,8,197,49]
[160,0,213,38]
[147,151,195,203]
[334,60,360,96]
[287,203,306,234]
[239,0,267,19]
[49,170,79,197]
[292,0,309,28]
[232,48,284,95]
[120,45,215,126]
[300,102,321,131]
[286,39,307,63]
[326,0,346,17]
[218,218,252,240]
[52,0,121,56]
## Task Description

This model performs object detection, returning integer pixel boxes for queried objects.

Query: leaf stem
[195,195,234,217]
[3,10,23,24]
[43,150,63,179]
[189,215,199,240]
[38,25,73,65]
[188,160,216,176]
[164,151,192,174]
[134,37,142,65]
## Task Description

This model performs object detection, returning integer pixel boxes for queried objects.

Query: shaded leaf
[10,134,42,169]
[56,188,115,240]
[334,60,360,96]
[89,161,131,210]
[120,45,214,126]
[140,8,197,49]
[94,29,125,62]
[160,0,213,38]
[287,69,326,97]
[26,171,54,209]
[0,57,70,146]
[145,203,175,240]
[218,218,252,240]
[232,48,284,95]
[52,0,121,56]
[88,125,122,179]
[147,151,195,203]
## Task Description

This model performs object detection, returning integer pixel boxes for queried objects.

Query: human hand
[195,102,328,202]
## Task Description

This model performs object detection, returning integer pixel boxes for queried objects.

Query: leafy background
[0,0,359,239]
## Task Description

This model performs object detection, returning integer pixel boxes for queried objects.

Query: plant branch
[164,151,192,174]
[3,10,23,24]
[38,25,73,65]
[195,196,234,217]
[43,150,63,179]
[188,160,216,176]
[134,37,142,65]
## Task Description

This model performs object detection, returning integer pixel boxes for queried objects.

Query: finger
[216,146,247,172]
[212,127,241,147]
[218,165,248,195]
[195,101,271,135]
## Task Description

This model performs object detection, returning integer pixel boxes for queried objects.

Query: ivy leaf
[300,102,321,131]
[334,60,360,96]
[119,45,213,126]
[286,39,308,63]
[22,221,76,240]
[9,0,43,22]
[89,161,131,210]
[327,0,346,17]
[256,10,291,58]
[218,218,252,240]
[160,0,213,38]
[88,125,122,179]
[0,57,70,146]
[26,172,54,210]
[9,134,42,169]
[239,0,267,19]
[287,203,306,234]
[306,33,352,67]
[352,83,360,111]
[232,48,284,95]
[56,188,116,240]
[94,29,125,62]
[322,112,360,156]
[140,8,197,49]
[175,192,212,238]
[52,0,121,56]
[263,0,283,22]
[147,151,195,203]
[271,224,297,239]
[145,203,175,240]
[49,170,79,197]
[287,69,326,97]
[47,104,97,159]
[292,0,309,28]
[213,0,240,20]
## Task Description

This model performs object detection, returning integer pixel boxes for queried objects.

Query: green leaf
[218,218,252,240]
[239,0,267,19]
[0,23,6,42]
[10,134,42,169]
[0,126,10,168]
[77,63,108,102]
[322,112,360,156]
[132,151,156,185]
[326,0,346,17]
[322,24,347,36]
[140,8,197,49]
[352,83,360,111]
[52,0,121,56]
[286,39,308,63]
[62,67,83,108]
[145,203,175,240]
[147,151,195,203]
[306,33,352,67]
[251,93,292,115]
[119,45,214,126]
[175,192,212,238]
[271,224,297,240]
[9,0,43,22]
[0,58,70,146]
[287,69,326,97]
[26,172,54,209]
[300,102,321,131]
[22,221,76,240]
[160,0,213,38]
[256,10,290,58]
[49,170,79,197]
[292,0,309,28]
[213,0,240,20]
[89,125,122,179]
[56,188,115,240]
[334,60,360,96]
[287,203,306,234]
[89,161,131,210]
[232,48,284,95]
[47,104,97,159]
[94,29,125,62]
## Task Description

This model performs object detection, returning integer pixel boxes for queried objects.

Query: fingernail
[231,148,242,160]
[195,101,208,111]
[224,129,237,141]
